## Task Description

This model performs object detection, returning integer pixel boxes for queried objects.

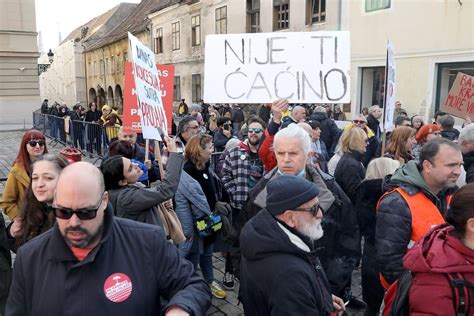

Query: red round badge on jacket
[103,273,133,302]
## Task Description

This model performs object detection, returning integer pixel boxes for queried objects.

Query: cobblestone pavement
[0,130,365,315]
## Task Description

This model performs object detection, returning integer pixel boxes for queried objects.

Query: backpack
[383,271,474,316]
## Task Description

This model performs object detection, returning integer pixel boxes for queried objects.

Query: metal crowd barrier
[32,111,120,159]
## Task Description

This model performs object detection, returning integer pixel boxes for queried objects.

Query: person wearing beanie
[412,124,441,161]
[240,175,345,316]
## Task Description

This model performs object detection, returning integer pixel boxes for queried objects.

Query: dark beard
[64,222,104,249]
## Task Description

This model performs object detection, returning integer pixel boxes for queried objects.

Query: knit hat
[266,175,320,216]
[416,124,440,143]
[189,104,201,112]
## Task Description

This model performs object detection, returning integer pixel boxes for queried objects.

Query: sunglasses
[293,203,323,216]
[353,120,366,124]
[53,192,105,220]
[248,128,263,134]
[28,140,45,147]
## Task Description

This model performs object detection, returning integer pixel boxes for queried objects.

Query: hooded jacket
[376,161,454,285]
[239,208,334,316]
[404,224,474,315]
[309,111,340,156]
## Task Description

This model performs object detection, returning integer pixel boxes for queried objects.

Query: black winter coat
[334,151,365,204]
[309,112,340,156]
[6,206,211,316]
[367,114,381,141]
[464,150,474,184]
[441,128,460,141]
[240,208,334,316]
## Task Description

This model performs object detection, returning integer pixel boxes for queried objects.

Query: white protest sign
[384,41,396,131]
[128,32,166,140]
[204,31,350,104]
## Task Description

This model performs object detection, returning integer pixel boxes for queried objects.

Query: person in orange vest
[375,137,463,289]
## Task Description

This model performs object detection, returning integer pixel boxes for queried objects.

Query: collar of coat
[46,204,114,264]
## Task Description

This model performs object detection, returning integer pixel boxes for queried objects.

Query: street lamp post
[38,49,55,75]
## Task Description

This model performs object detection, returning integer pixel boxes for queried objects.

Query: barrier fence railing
[33,111,120,159]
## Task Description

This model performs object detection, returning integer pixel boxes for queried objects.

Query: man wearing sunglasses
[240,175,345,316]
[6,162,211,316]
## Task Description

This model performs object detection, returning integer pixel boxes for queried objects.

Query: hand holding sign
[271,99,289,123]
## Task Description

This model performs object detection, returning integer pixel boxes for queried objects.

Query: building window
[247,0,260,33]
[274,0,289,30]
[154,28,163,54]
[88,62,91,76]
[100,59,104,75]
[111,56,115,73]
[215,6,227,34]
[191,15,201,46]
[106,58,110,74]
[174,76,181,101]
[365,0,390,12]
[192,74,201,102]
[360,67,386,110]
[172,22,180,51]
[435,62,474,113]
[94,61,97,76]
[306,0,326,25]
[123,52,127,73]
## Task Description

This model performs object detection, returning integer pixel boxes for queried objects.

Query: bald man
[6,162,211,316]
[281,105,306,128]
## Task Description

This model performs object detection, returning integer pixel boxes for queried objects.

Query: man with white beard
[239,175,345,316]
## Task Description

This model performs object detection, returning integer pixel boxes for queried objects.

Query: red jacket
[403,224,474,315]
[258,128,277,173]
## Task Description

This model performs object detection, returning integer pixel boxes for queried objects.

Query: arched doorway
[88,88,97,105]
[107,86,114,108]
[115,85,123,113]
[97,87,106,107]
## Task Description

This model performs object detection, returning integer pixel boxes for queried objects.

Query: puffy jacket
[175,171,211,257]
[441,128,460,141]
[376,161,454,285]
[0,163,29,220]
[404,224,474,315]
[334,151,365,204]
[240,208,334,316]
[309,112,340,156]
[6,205,211,315]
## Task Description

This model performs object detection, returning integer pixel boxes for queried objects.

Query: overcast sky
[35,0,141,53]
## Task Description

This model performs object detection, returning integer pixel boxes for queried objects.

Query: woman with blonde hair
[385,126,416,163]
[355,157,400,316]
[207,109,220,135]
[334,127,368,203]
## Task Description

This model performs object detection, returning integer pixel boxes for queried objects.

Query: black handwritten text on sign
[204,32,350,104]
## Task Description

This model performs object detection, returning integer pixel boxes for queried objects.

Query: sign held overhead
[204,31,350,104]
[441,72,474,120]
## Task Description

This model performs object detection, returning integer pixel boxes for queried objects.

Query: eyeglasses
[187,125,200,130]
[28,140,45,147]
[53,192,105,220]
[353,120,367,124]
[248,128,263,134]
[293,203,323,216]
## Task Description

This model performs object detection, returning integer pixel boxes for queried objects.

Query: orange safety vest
[377,187,449,289]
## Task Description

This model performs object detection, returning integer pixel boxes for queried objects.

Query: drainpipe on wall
[82,43,88,105]
[337,0,342,31]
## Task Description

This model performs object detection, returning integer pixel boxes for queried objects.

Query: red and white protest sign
[441,72,474,120]
[123,62,174,135]
[128,32,167,140]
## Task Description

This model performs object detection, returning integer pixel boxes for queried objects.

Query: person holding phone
[213,117,233,152]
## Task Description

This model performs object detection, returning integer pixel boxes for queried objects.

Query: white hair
[274,124,312,155]
[459,124,474,144]
[368,105,381,115]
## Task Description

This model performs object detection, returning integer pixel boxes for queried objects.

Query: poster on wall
[122,62,175,135]
[203,31,350,104]
[441,72,474,120]
[383,40,396,132]
[128,32,167,140]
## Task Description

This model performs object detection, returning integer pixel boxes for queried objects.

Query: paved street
[0,130,364,315]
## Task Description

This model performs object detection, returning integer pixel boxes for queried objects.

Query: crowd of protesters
[1,97,474,315]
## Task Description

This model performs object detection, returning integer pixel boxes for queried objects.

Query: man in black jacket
[240,175,345,316]
[366,105,382,142]
[310,106,340,157]
[6,162,210,316]
[459,123,474,183]
[376,138,462,287]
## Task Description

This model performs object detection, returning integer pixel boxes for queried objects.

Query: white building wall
[349,0,474,121]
